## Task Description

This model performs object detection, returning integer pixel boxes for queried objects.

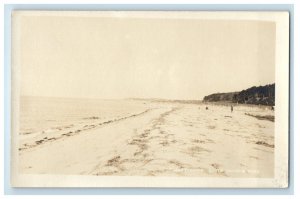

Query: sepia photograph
[10,11,289,187]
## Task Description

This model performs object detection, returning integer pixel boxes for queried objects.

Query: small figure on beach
[206,106,209,110]
[231,105,233,113]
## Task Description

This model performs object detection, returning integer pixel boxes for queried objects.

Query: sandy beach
[10,11,291,188]
[18,98,275,178]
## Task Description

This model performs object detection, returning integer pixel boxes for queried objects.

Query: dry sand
[19,101,275,178]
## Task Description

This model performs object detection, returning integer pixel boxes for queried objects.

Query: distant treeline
[203,83,275,106]
[130,98,202,105]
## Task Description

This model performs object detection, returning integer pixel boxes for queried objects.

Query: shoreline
[18,99,275,178]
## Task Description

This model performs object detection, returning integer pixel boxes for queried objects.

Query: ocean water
[19,96,149,136]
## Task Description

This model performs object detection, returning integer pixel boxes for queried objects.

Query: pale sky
[18,14,276,100]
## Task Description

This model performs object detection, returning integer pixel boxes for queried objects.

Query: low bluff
[203,83,275,106]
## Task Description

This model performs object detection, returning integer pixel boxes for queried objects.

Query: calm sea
[20,96,147,135]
